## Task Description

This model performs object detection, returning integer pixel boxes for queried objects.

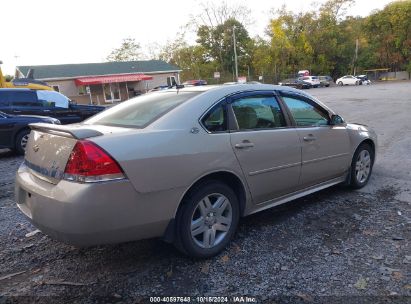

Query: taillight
[63,140,125,183]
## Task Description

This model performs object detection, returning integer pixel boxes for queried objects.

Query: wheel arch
[162,170,249,243]
[355,138,376,162]
[14,126,31,148]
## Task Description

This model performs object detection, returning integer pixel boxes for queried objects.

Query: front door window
[103,83,121,103]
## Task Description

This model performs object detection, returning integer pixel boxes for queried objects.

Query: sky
[1,0,393,75]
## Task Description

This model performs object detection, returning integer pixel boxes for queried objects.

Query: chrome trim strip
[24,159,64,180]
[249,162,301,176]
[247,176,346,215]
[302,153,349,165]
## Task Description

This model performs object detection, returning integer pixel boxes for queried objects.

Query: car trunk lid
[24,123,128,184]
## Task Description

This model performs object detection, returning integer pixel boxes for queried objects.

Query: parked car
[356,75,371,85]
[15,84,377,258]
[319,76,332,87]
[279,78,312,89]
[182,79,207,86]
[299,76,321,88]
[149,85,171,92]
[336,75,361,86]
[0,89,105,124]
[0,111,60,154]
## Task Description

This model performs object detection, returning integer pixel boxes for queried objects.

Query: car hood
[11,114,59,123]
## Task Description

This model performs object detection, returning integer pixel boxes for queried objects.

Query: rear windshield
[85,91,200,128]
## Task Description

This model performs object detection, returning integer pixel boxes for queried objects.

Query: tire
[349,143,374,189]
[338,81,343,86]
[174,180,240,258]
[15,129,31,155]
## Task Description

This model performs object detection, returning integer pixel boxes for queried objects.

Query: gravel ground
[0,82,410,303]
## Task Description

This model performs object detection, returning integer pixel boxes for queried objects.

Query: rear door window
[10,91,39,107]
[231,95,286,130]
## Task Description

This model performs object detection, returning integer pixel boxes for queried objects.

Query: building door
[103,83,121,103]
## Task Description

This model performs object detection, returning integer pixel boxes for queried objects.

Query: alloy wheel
[20,134,29,150]
[355,150,371,183]
[190,193,232,249]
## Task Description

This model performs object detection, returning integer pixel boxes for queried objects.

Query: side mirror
[330,114,344,125]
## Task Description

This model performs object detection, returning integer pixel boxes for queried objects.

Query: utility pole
[233,26,239,82]
[353,38,359,76]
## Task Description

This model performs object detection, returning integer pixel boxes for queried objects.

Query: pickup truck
[0,89,105,124]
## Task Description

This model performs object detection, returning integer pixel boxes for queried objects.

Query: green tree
[197,18,252,77]
[107,38,141,62]
[159,33,216,81]
[4,75,13,82]
[364,1,411,71]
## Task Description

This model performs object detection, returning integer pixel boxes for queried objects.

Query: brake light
[64,140,125,183]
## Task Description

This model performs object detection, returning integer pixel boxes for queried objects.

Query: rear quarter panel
[91,129,246,195]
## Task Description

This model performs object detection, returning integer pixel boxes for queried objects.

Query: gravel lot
[0,81,410,303]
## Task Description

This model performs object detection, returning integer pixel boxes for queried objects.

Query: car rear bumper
[15,162,181,246]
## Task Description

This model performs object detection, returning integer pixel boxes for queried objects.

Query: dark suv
[0,89,105,124]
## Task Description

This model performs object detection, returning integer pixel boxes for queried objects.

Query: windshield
[36,91,70,108]
[85,91,200,128]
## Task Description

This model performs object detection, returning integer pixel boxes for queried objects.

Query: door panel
[231,129,302,203]
[297,126,350,187]
[0,116,15,147]
[228,93,301,204]
[281,94,350,188]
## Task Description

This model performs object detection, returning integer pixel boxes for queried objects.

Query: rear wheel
[175,181,239,258]
[15,129,30,155]
[349,143,374,189]
[338,81,343,86]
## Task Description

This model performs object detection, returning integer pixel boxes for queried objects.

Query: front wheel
[349,143,374,189]
[15,129,31,155]
[175,181,240,258]
[338,81,343,86]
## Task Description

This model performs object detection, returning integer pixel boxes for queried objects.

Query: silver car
[15,84,377,258]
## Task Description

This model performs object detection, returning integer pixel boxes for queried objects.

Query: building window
[78,86,87,95]
[103,83,121,103]
[52,85,60,92]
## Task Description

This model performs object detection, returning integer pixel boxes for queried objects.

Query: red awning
[75,74,153,86]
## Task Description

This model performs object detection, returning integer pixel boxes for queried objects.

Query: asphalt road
[0,81,410,304]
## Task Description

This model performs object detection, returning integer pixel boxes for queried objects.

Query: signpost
[238,76,247,83]
[86,86,92,104]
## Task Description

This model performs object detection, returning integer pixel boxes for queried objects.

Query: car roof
[163,83,303,95]
[162,83,330,109]
[0,88,34,92]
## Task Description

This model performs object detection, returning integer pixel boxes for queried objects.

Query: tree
[190,1,251,29]
[364,1,411,71]
[159,32,216,81]
[196,18,252,76]
[107,38,141,62]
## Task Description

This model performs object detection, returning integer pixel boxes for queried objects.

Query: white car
[336,75,361,86]
[299,76,321,88]
[356,75,372,85]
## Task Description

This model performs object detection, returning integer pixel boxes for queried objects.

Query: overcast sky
[1,0,393,75]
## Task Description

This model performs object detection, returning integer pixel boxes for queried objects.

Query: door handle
[13,110,21,113]
[235,141,255,149]
[303,134,316,142]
